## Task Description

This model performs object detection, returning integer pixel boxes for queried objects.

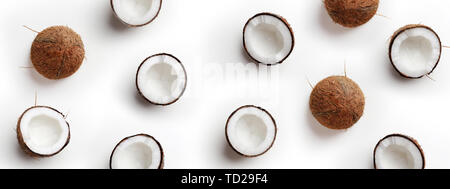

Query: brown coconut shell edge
[243,12,295,66]
[388,24,442,79]
[225,105,278,158]
[110,0,163,27]
[135,53,187,106]
[16,106,71,158]
[109,134,165,169]
[373,134,425,169]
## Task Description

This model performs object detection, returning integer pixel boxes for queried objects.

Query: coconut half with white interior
[111,0,162,27]
[17,106,70,157]
[243,12,295,65]
[110,134,164,169]
[389,24,442,79]
[373,134,425,169]
[225,105,277,157]
[136,53,187,106]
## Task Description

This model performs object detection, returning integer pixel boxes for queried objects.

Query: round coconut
[242,12,295,65]
[309,76,365,130]
[225,105,277,158]
[373,134,425,169]
[324,0,379,28]
[30,26,85,80]
[388,24,442,79]
[16,106,71,158]
[109,134,164,169]
[110,0,163,27]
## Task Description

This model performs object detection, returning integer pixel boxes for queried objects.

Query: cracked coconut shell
[324,0,379,28]
[309,76,365,130]
[30,26,85,79]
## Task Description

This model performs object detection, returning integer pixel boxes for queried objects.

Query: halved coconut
[389,24,442,79]
[374,134,425,169]
[110,134,164,169]
[225,105,277,157]
[136,53,187,106]
[111,0,162,27]
[243,12,295,65]
[16,106,70,157]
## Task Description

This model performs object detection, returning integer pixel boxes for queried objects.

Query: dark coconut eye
[226,105,277,157]
[309,76,365,130]
[111,0,162,27]
[324,0,379,28]
[30,26,85,80]
[110,134,164,169]
[243,12,295,65]
[17,106,71,157]
[374,134,425,169]
[389,24,442,79]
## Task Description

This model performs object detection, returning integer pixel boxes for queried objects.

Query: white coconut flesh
[391,27,441,78]
[137,54,186,105]
[19,107,69,155]
[227,106,276,156]
[244,14,293,65]
[375,135,424,169]
[111,135,162,169]
[112,0,162,26]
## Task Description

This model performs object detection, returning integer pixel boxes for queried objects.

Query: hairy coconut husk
[309,76,365,129]
[16,106,71,158]
[30,26,85,79]
[324,0,379,28]
[109,134,164,169]
[373,134,425,169]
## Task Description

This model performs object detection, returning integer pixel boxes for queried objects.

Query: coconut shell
[109,134,164,169]
[225,105,277,158]
[16,106,71,158]
[243,12,295,65]
[309,76,365,130]
[30,26,85,80]
[135,53,187,106]
[388,24,442,79]
[324,0,379,28]
[373,134,425,169]
[110,0,163,27]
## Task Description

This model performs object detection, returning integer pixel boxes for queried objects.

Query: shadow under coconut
[305,102,345,138]
[241,46,257,64]
[132,88,173,112]
[384,54,419,84]
[130,81,181,112]
[317,3,352,36]
[25,59,60,87]
[108,11,130,32]
[15,143,38,162]
[222,140,247,162]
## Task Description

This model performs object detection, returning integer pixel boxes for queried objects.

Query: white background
[1,0,450,169]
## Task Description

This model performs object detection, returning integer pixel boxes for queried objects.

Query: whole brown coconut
[309,76,365,129]
[30,26,85,79]
[324,0,379,28]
